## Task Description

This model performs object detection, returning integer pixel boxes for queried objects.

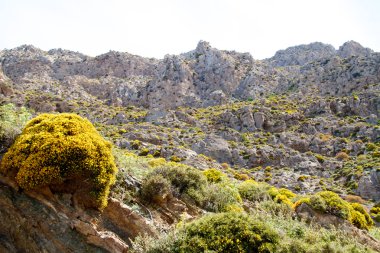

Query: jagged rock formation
[1,40,379,109]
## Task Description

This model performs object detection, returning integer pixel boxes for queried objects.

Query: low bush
[135,212,279,253]
[350,203,374,230]
[310,191,352,219]
[238,180,272,202]
[140,162,207,205]
[202,183,242,212]
[140,174,171,204]
[274,194,293,207]
[315,154,325,163]
[203,168,225,183]
[335,151,350,161]
[131,140,141,149]
[370,207,380,222]
[294,191,373,230]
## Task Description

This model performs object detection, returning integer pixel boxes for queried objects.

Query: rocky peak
[13,44,43,54]
[337,40,374,58]
[81,51,158,78]
[195,40,212,54]
[268,42,336,67]
[47,48,88,62]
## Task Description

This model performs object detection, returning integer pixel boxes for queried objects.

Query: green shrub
[234,172,250,181]
[0,113,117,209]
[142,162,207,205]
[371,207,380,215]
[309,194,327,212]
[152,149,161,157]
[258,200,294,217]
[138,148,150,156]
[140,174,171,204]
[267,187,296,200]
[131,140,141,149]
[170,155,182,162]
[274,194,292,207]
[132,208,372,253]
[295,191,373,230]
[278,188,296,199]
[370,207,380,222]
[310,191,352,220]
[315,154,325,163]
[202,183,242,212]
[145,212,279,253]
[297,175,307,182]
[0,103,32,152]
[366,143,377,151]
[238,180,271,202]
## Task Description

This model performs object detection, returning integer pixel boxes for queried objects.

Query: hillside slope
[0,41,379,252]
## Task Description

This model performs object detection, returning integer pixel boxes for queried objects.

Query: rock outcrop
[268,42,336,67]
[0,177,157,253]
[356,170,380,201]
[337,41,374,58]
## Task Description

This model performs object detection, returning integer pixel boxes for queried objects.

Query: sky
[1,0,379,59]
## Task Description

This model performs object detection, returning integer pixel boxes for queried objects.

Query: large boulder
[191,134,232,163]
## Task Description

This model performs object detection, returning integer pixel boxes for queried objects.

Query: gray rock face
[337,41,374,58]
[299,54,380,96]
[0,68,13,96]
[240,106,256,132]
[356,170,380,201]
[253,112,265,129]
[268,42,336,67]
[191,134,232,163]
[0,182,106,253]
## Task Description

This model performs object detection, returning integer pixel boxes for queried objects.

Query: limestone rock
[268,42,336,67]
[337,41,374,58]
[191,134,232,163]
[356,170,380,201]
[253,112,265,129]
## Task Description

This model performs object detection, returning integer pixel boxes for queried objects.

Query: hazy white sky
[1,0,379,59]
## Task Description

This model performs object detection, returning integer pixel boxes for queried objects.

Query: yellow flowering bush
[203,168,226,183]
[350,203,374,230]
[0,113,117,209]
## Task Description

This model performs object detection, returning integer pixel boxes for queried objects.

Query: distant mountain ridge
[0,40,379,110]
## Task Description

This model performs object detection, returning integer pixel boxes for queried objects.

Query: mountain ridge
[1,40,379,110]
